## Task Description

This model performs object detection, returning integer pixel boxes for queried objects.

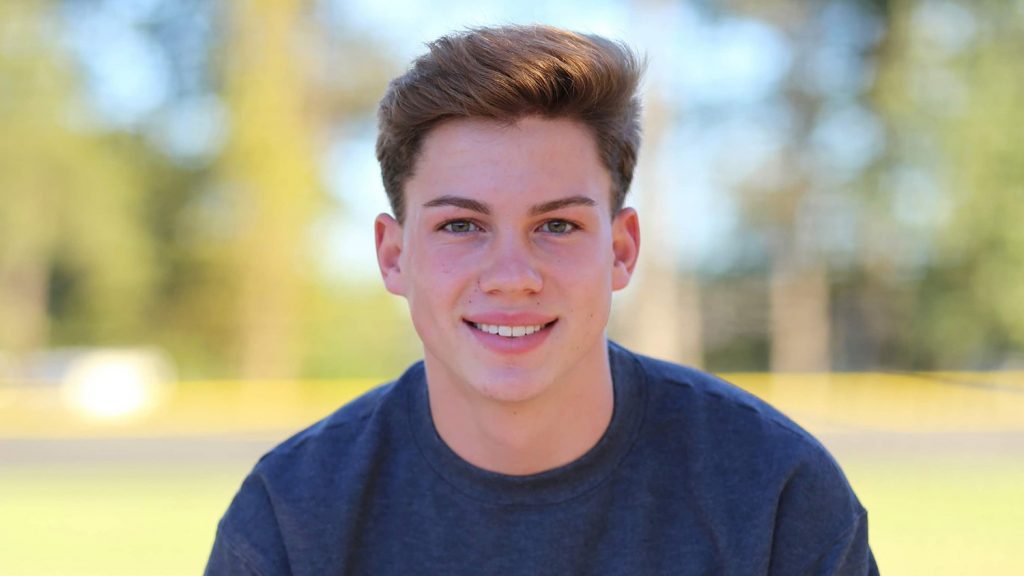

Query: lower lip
[464,321,555,355]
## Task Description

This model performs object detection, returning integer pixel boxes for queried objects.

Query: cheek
[412,247,476,296]
[437,257,458,277]
[434,249,466,278]
[552,242,615,282]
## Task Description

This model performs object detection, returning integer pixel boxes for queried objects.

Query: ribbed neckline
[403,341,648,506]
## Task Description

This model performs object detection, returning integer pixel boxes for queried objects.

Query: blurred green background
[1,0,1023,574]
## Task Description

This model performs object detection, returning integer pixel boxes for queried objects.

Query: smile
[470,321,555,338]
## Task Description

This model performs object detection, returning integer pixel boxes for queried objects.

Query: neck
[426,346,615,476]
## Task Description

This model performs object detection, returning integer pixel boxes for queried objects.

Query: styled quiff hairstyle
[376,24,644,222]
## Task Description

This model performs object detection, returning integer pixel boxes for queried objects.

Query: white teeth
[473,323,547,338]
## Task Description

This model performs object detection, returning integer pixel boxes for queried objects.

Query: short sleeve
[768,446,879,575]
[803,509,879,576]
[205,472,291,576]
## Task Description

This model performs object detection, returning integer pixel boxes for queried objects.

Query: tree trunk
[770,263,831,372]
[223,0,319,380]
[0,257,49,376]
[619,78,704,366]
[629,268,704,367]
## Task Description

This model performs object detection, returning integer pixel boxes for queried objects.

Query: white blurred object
[60,348,175,421]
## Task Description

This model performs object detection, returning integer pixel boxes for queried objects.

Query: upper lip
[463,312,557,326]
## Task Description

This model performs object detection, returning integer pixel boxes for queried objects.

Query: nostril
[477,262,544,294]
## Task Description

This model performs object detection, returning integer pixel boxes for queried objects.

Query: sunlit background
[1,0,1023,574]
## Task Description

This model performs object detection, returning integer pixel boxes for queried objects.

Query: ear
[375,213,406,296]
[611,207,640,291]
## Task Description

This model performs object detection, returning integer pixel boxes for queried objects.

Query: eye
[539,219,577,234]
[441,220,481,234]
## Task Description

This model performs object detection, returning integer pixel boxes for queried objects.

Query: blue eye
[540,220,577,234]
[441,220,480,234]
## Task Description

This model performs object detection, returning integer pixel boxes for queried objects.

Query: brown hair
[376,24,644,222]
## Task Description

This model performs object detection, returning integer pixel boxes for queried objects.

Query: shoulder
[266,379,401,457]
[208,366,423,572]
[622,344,829,457]
[616,345,874,570]
[617,342,861,509]
[250,368,417,487]
[225,371,410,495]
[625,344,775,417]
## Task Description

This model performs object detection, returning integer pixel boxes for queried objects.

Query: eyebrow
[528,195,596,216]
[422,194,596,216]
[423,195,490,214]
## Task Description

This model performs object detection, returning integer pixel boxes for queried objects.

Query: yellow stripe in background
[2,373,1023,439]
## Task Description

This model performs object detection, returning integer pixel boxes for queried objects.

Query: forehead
[406,116,612,213]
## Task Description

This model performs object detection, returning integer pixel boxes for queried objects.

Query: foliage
[0,2,156,357]
[874,0,1024,368]
[5,0,1024,375]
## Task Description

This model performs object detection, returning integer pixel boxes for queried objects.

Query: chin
[471,371,555,405]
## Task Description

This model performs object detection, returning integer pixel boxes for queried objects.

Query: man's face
[375,116,639,405]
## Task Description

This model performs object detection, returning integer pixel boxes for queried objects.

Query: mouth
[465,320,557,338]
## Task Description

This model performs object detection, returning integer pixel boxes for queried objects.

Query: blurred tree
[721,0,890,371]
[218,0,322,379]
[302,282,421,379]
[0,1,156,370]
[618,0,706,368]
[730,1,834,372]
[217,0,397,379]
[876,0,1024,368]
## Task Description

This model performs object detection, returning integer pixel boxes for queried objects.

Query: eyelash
[538,219,578,234]
[438,219,580,235]
[440,220,482,234]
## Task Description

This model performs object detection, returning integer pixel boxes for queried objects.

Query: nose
[477,234,543,295]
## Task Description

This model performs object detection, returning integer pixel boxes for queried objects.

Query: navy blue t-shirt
[206,343,878,575]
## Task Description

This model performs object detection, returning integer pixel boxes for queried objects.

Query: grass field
[0,461,245,576]
[2,456,1022,575]
[2,374,1023,575]
[842,456,1024,575]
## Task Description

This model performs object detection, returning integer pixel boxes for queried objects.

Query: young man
[207,25,879,575]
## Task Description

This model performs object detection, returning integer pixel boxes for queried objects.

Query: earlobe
[375,213,406,296]
[611,207,640,291]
